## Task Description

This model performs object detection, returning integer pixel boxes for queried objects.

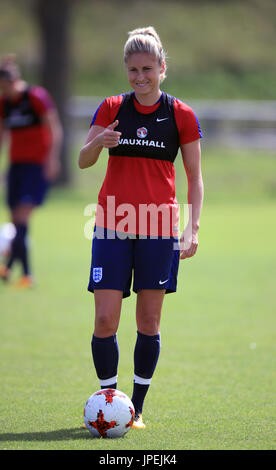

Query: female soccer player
[79,27,204,429]
[0,55,63,287]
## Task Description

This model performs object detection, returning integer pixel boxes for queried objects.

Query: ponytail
[124,26,167,82]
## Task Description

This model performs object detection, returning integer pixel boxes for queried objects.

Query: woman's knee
[136,290,164,335]
[94,290,122,337]
[136,312,161,335]
[12,204,34,225]
[94,312,117,336]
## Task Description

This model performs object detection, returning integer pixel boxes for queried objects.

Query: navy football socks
[131,331,161,416]
[91,334,119,389]
[91,330,161,415]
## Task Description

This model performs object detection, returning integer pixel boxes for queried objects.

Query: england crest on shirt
[93,267,103,283]
[137,127,148,138]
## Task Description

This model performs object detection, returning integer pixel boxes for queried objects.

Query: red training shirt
[0,86,55,164]
[91,93,202,236]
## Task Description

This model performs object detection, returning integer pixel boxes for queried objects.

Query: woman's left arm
[42,109,63,181]
[180,139,204,259]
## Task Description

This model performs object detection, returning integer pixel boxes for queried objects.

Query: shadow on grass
[0,427,95,442]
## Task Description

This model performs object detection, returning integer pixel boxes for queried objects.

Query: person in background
[0,54,63,287]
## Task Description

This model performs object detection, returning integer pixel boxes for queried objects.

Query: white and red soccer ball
[83,389,135,438]
[0,223,16,258]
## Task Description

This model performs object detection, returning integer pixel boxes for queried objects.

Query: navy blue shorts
[88,227,180,298]
[6,163,49,209]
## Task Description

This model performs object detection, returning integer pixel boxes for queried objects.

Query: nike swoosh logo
[159,279,169,285]
[156,117,168,122]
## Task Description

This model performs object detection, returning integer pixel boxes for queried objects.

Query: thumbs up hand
[101,120,122,148]
[107,120,119,131]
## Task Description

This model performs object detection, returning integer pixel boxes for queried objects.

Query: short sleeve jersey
[91,92,202,236]
[0,85,55,164]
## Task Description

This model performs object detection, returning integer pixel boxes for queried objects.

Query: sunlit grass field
[0,147,275,450]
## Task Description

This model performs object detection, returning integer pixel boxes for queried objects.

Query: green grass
[0,147,276,450]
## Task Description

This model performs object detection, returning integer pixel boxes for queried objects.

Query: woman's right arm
[78,119,121,169]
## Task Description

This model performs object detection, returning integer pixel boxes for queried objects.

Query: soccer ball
[83,388,135,438]
[0,223,16,258]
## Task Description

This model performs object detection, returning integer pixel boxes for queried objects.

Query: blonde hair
[0,54,20,81]
[124,26,167,82]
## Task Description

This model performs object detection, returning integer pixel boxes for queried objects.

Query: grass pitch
[0,147,275,450]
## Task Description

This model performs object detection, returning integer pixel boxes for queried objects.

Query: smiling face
[126,52,165,104]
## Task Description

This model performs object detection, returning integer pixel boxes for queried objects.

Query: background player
[0,55,63,287]
[79,27,204,428]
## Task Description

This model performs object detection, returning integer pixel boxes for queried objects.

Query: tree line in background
[32,0,250,184]
[34,0,72,184]
[4,0,274,184]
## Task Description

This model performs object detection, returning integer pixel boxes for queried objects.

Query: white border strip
[134,374,152,385]
[99,375,118,386]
